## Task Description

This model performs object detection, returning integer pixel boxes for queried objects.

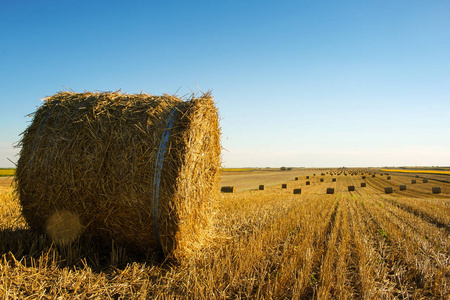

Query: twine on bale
[152,104,181,251]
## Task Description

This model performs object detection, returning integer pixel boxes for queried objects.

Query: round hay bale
[385,187,393,194]
[326,188,334,194]
[293,188,301,194]
[221,186,235,193]
[259,185,265,190]
[15,91,221,260]
[399,185,407,191]
[432,187,441,194]
[360,182,366,187]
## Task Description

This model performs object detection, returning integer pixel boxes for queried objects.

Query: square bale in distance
[432,187,442,194]
[348,186,355,191]
[221,186,236,193]
[306,181,310,185]
[293,188,302,194]
[320,178,324,182]
[423,179,428,183]
[411,180,416,184]
[282,184,287,189]
[259,185,265,190]
[326,188,335,194]
[385,187,393,194]
[400,185,407,191]
[387,176,391,180]
[332,178,336,182]
[361,182,367,187]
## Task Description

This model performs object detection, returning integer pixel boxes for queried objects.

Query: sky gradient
[1,0,449,168]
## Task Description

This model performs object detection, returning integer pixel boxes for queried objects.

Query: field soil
[1,168,449,299]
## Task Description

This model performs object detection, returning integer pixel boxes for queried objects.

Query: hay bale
[326,188,334,194]
[306,176,309,179]
[361,182,366,187]
[295,177,299,180]
[332,178,336,182]
[385,187,393,194]
[221,186,235,193]
[362,176,366,179]
[400,185,407,191]
[372,175,375,178]
[320,178,324,182]
[259,185,265,190]
[411,180,416,184]
[432,187,441,194]
[422,179,428,183]
[348,186,355,191]
[293,188,302,194]
[15,91,221,260]
[306,181,310,185]
[282,184,287,189]
[387,176,391,180]
[415,175,419,178]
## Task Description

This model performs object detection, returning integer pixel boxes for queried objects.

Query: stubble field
[1,169,449,299]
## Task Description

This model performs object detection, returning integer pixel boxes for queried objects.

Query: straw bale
[221,186,235,193]
[432,187,441,194]
[360,182,366,187]
[400,185,407,191]
[422,179,428,183]
[411,180,416,184]
[332,178,336,182]
[306,181,310,185]
[387,176,391,180]
[259,185,265,190]
[372,175,375,178]
[293,188,301,194]
[415,175,419,178]
[295,177,299,180]
[385,187,393,194]
[282,184,287,189]
[306,176,309,179]
[362,176,366,179]
[326,188,334,194]
[320,179,324,182]
[348,186,355,191]
[15,91,221,261]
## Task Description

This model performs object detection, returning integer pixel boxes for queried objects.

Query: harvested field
[1,168,449,299]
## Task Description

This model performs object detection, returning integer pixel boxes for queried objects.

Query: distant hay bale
[362,176,366,179]
[295,177,299,180]
[415,175,419,178]
[385,187,393,194]
[306,181,310,185]
[326,188,334,194]
[15,91,221,261]
[361,182,366,187]
[372,175,375,178]
[259,185,265,190]
[306,176,309,179]
[221,186,236,193]
[348,186,355,191]
[400,185,407,191]
[411,180,416,184]
[332,178,336,182]
[422,179,428,183]
[320,179,324,182]
[387,176,391,180]
[282,184,287,189]
[293,188,302,194]
[432,187,441,194]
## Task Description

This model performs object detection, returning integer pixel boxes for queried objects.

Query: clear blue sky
[1,0,449,168]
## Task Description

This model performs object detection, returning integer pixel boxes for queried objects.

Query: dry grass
[1,169,450,299]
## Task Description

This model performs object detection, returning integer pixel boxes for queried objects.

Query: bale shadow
[0,227,165,272]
